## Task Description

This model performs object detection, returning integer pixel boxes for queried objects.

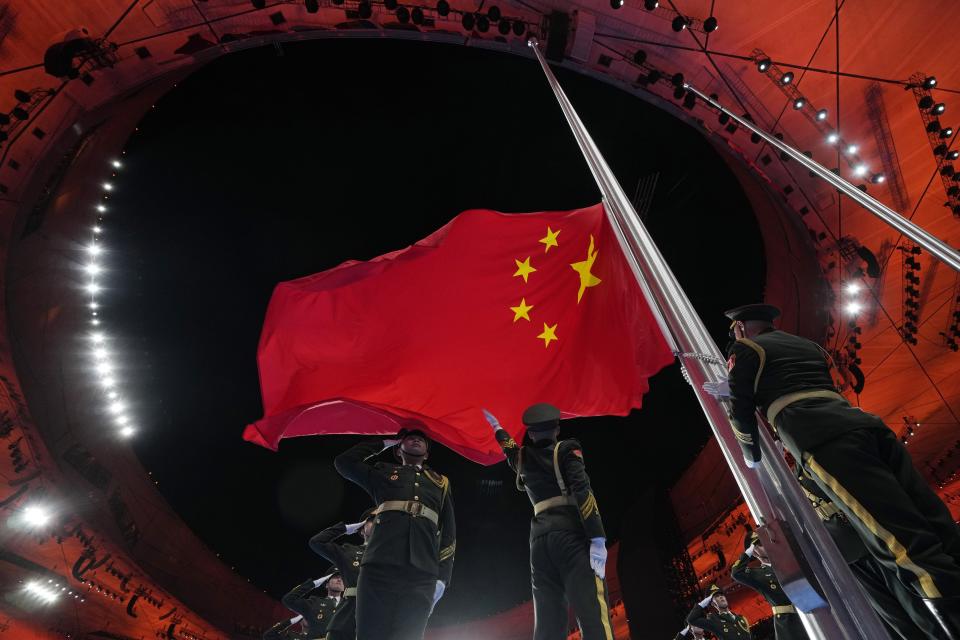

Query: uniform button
[414,496,419,500]
[414,482,419,487]
[416,472,421,476]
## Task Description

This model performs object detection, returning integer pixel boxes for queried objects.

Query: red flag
[244,203,674,464]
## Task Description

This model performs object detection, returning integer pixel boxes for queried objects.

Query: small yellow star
[537,322,558,348]
[570,234,601,303]
[510,298,534,322]
[539,226,561,253]
[513,256,537,283]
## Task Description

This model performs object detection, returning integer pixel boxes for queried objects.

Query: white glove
[680,628,690,637]
[481,408,503,432]
[429,580,446,614]
[313,573,334,588]
[589,537,607,579]
[702,379,731,398]
[289,615,303,625]
[744,456,759,469]
[698,595,714,608]
[345,521,365,535]
[745,544,755,557]
[381,438,401,450]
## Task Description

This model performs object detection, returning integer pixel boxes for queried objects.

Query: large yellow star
[510,298,534,322]
[513,256,537,283]
[570,234,601,303]
[539,226,561,253]
[537,322,558,348]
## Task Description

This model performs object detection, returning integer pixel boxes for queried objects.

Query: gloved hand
[589,537,607,579]
[698,594,714,608]
[702,379,731,398]
[679,628,690,637]
[313,573,334,588]
[381,438,401,451]
[289,615,303,625]
[345,521,366,535]
[744,455,759,469]
[745,544,756,557]
[482,408,502,432]
[429,580,446,614]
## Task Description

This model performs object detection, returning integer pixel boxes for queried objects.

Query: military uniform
[685,601,751,640]
[263,618,307,640]
[309,521,367,640]
[494,403,614,640]
[730,536,805,640]
[281,579,341,639]
[724,304,960,632]
[334,437,455,640]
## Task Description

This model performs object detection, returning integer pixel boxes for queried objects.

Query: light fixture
[90,332,105,344]
[757,58,771,72]
[643,0,658,8]
[85,263,101,276]
[102,182,113,191]
[845,282,861,295]
[671,16,687,31]
[305,0,319,12]
[793,98,805,110]
[816,108,828,121]
[845,301,863,315]
[89,301,98,310]
[871,173,886,184]
[845,144,859,155]
[109,401,125,415]
[923,76,937,89]
[96,204,106,212]
[358,1,372,18]
[703,16,718,32]
[948,150,960,160]
[826,132,840,144]
[86,283,100,294]
[93,225,102,234]
[111,160,122,169]
[116,415,130,425]
[780,72,794,84]
[120,426,136,438]
[436,0,449,16]
[610,0,624,8]
[92,347,107,360]
[853,164,868,176]
[88,243,102,256]
[100,376,116,388]
[941,127,954,138]
[96,362,112,376]
[24,581,59,604]
[22,505,52,527]
[932,103,946,115]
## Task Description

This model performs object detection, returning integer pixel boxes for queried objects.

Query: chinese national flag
[244,203,674,464]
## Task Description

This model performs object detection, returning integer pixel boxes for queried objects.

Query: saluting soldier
[730,531,806,640]
[333,422,456,640]
[484,403,614,640]
[686,584,751,640]
[706,303,960,636]
[263,615,306,640]
[309,507,377,640]
[281,573,344,639]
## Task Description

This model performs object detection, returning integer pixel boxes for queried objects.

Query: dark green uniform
[334,440,455,640]
[281,579,340,639]
[495,430,614,640]
[309,523,365,640]
[686,603,751,639]
[727,327,960,621]
[263,619,307,640]
[798,470,940,639]
[730,552,805,640]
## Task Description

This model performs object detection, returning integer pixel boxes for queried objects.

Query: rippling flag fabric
[244,203,674,464]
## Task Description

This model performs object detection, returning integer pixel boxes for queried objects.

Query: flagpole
[527,38,886,639]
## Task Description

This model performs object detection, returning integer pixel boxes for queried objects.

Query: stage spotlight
[411,7,424,24]
[437,0,450,16]
[102,182,113,191]
[251,0,266,8]
[512,20,526,35]
[671,16,687,31]
[498,19,511,34]
[949,186,960,197]
[846,144,858,154]
[358,1,372,18]
[647,70,662,84]
[845,301,863,316]
[853,164,868,177]
[948,150,960,160]
[13,89,31,103]
[871,173,886,184]
[683,92,696,109]
[120,426,136,438]
[826,132,840,144]
[88,243,102,256]
[816,108,828,121]
[703,16,718,32]
[461,12,475,29]
[751,132,761,144]
[941,127,954,138]
[633,50,647,64]
[919,96,934,109]
[932,103,946,115]
[793,98,805,110]
[12,107,28,120]
[111,159,122,169]
[96,204,107,212]
[25,581,59,604]
[780,72,794,84]
[671,72,684,87]
[22,505,52,527]
[673,86,685,100]
[396,6,409,22]
[757,58,771,72]
[385,0,397,9]
[488,5,501,20]
[943,165,955,177]
[611,0,624,8]
[934,143,948,156]
[923,76,937,89]
[927,121,942,133]
[845,282,861,295]
[476,15,489,31]
[719,112,730,125]
[644,0,659,9]
[305,0,319,13]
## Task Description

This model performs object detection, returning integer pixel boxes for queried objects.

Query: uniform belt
[375,500,439,525]
[772,604,796,615]
[532,495,578,515]
[343,587,357,597]
[766,390,846,428]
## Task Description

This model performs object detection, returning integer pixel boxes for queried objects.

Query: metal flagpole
[526,38,888,639]
[683,85,960,273]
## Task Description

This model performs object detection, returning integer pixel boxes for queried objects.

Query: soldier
[730,531,806,640]
[333,422,456,640]
[281,573,343,639]
[263,615,306,640]
[674,625,706,640]
[309,507,377,640]
[686,584,751,639]
[706,303,960,637]
[483,403,614,640]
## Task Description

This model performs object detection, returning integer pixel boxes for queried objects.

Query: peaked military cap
[707,583,724,597]
[522,402,561,431]
[724,303,781,323]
